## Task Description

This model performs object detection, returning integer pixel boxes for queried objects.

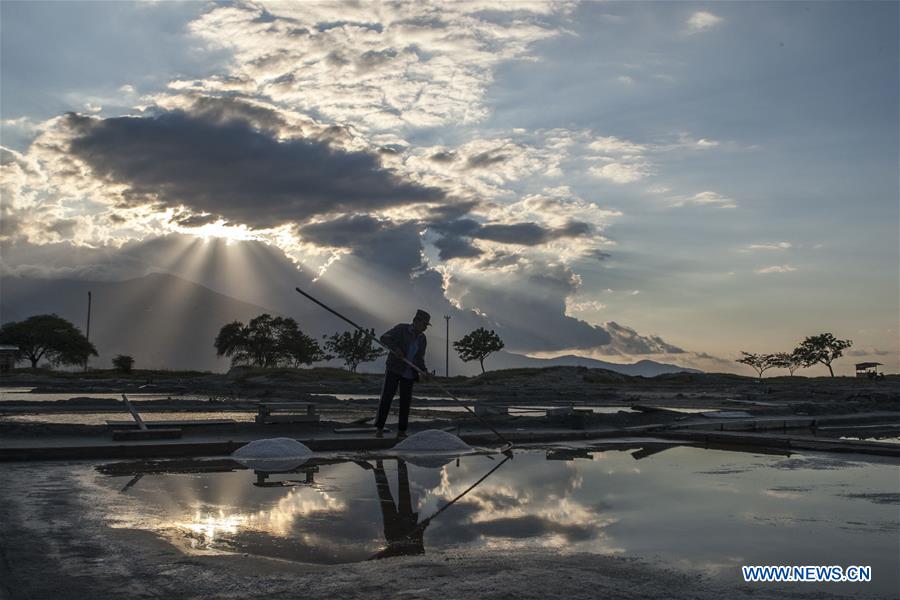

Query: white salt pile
[231,437,313,471]
[393,429,472,452]
[232,437,313,459]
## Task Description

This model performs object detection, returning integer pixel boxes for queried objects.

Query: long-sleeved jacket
[380,323,427,381]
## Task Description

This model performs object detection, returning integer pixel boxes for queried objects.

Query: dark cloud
[584,249,611,261]
[325,51,351,67]
[47,218,77,238]
[0,208,21,240]
[186,96,286,133]
[298,214,425,273]
[65,110,443,229]
[431,219,591,249]
[450,263,614,352]
[471,515,595,543]
[473,250,522,270]
[0,238,153,281]
[172,213,219,227]
[298,214,384,246]
[434,235,483,260]
[316,21,384,33]
[432,218,481,237]
[356,48,398,71]
[466,150,508,169]
[479,220,590,245]
[693,351,733,364]
[0,147,18,166]
[318,123,355,144]
[605,321,685,354]
[427,200,479,223]
[429,150,457,163]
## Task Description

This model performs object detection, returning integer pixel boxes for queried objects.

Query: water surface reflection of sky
[94,447,899,595]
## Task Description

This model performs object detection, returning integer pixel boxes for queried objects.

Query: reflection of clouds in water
[414,458,622,553]
[736,511,822,528]
[177,486,346,545]
[771,457,866,471]
[671,556,746,577]
[763,489,802,500]
[178,509,247,548]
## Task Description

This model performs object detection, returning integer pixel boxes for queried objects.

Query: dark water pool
[91,445,899,595]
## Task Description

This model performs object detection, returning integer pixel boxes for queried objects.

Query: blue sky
[1,1,897,374]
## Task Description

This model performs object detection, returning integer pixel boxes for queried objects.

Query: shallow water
[88,446,899,595]
[0,411,259,424]
[0,409,429,425]
[0,388,215,402]
[415,404,638,414]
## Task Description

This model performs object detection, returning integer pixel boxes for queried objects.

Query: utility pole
[84,291,92,372]
[444,315,450,378]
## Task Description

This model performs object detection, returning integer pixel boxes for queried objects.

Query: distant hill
[0,273,700,376]
[0,273,274,372]
[485,352,702,377]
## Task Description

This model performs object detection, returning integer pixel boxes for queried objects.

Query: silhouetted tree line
[737,332,853,381]
[216,315,509,375]
[0,314,97,369]
[214,314,384,372]
[0,311,515,375]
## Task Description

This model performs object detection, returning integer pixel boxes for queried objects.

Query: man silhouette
[374,309,430,439]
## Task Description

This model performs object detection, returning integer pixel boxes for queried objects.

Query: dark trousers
[375,371,413,431]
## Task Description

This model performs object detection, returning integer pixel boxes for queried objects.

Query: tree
[0,314,97,369]
[214,314,324,368]
[279,319,326,367]
[736,352,778,382]
[793,333,852,377]
[323,329,384,372]
[214,321,249,366]
[769,351,803,376]
[454,327,504,374]
[112,355,135,373]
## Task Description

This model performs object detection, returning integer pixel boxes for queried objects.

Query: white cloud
[180,1,572,133]
[589,162,650,184]
[755,265,797,274]
[587,136,645,156]
[687,11,723,33]
[669,191,737,208]
[565,298,607,315]
[745,242,792,251]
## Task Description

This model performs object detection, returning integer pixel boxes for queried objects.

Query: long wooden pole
[84,291,92,372]
[444,315,450,378]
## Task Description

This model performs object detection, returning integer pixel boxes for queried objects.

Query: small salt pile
[393,429,472,452]
[231,437,313,471]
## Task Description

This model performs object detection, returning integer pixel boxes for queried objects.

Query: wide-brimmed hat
[414,309,431,326]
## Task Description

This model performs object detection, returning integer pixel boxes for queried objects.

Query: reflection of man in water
[368,458,427,558]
